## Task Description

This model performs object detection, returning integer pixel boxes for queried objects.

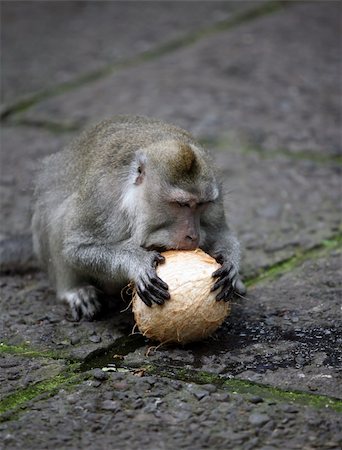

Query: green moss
[147,365,342,412]
[202,135,342,166]
[1,1,287,120]
[246,233,342,287]
[0,372,85,419]
[0,342,65,360]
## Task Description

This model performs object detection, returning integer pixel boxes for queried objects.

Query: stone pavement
[0,1,341,449]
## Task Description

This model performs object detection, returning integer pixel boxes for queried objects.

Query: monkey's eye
[177,202,190,208]
[197,201,214,209]
[137,166,142,174]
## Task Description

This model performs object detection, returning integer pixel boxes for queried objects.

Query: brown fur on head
[142,139,214,189]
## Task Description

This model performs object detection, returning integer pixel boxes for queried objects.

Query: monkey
[29,115,246,320]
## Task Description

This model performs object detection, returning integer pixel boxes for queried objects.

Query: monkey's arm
[201,208,246,301]
[63,238,170,307]
[209,230,246,301]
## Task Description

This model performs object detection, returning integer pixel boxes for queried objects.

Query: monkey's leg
[54,264,102,321]
[60,286,102,321]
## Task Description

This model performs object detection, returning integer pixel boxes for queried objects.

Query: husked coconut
[132,249,230,344]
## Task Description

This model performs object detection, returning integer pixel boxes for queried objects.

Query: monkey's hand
[135,252,170,307]
[211,257,246,302]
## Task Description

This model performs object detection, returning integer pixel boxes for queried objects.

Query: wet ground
[0,1,341,449]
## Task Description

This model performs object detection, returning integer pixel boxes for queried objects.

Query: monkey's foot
[62,286,102,321]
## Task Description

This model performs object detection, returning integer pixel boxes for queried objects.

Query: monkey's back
[35,115,193,193]
[31,116,198,267]
[69,115,196,169]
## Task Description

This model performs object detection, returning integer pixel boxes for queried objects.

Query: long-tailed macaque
[32,116,245,320]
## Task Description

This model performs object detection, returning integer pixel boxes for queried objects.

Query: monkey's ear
[133,153,146,185]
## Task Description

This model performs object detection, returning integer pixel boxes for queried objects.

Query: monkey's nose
[185,235,200,249]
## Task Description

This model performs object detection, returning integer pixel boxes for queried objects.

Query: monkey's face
[143,189,214,252]
[130,139,219,252]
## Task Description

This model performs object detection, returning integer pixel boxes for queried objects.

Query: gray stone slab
[236,250,342,398]
[124,250,341,399]
[1,0,256,105]
[0,353,67,397]
[0,370,340,450]
[214,147,341,277]
[0,126,73,236]
[22,2,341,156]
[0,271,129,360]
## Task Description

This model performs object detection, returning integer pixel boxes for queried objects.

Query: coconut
[132,249,230,344]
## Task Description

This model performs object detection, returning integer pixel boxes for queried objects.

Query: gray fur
[32,116,245,320]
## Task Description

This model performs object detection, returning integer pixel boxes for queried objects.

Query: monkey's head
[121,140,219,251]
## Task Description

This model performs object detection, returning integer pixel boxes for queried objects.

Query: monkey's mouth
[144,245,169,253]
[145,244,198,253]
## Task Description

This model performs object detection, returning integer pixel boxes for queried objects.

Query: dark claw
[212,258,241,302]
[137,287,152,307]
[211,273,232,292]
[154,254,166,265]
[149,282,170,300]
[74,304,82,320]
[136,252,170,306]
[216,284,234,302]
[147,283,170,304]
[212,264,232,279]
[137,283,169,306]
[151,274,169,291]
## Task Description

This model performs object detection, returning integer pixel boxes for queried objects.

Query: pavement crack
[0,372,86,422]
[143,364,342,413]
[1,0,288,121]
[245,232,342,287]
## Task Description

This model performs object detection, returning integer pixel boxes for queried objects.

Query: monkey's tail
[0,234,38,273]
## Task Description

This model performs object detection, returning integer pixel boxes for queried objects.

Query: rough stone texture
[0,1,341,449]
[215,147,341,277]
[0,271,131,360]
[1,372,341,450]
[122,250,342,399]
[0,353,67,397]
[0,127,73,236]
[21,2,341,156]
[1,0,256,105]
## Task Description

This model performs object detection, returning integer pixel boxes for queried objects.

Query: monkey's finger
[151,274,169,291]
[137,287,152,307]
[138,279,168,305]
[71,304,82,321]
[147,282,170,302]
[214,254,224,265]
[149,295,165,306]
[224,289,233,302]
[211,274,232,292]
[154,254,166,265]
[141,287,165,306]
[216,284,234,302]
[212,264,233,279]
